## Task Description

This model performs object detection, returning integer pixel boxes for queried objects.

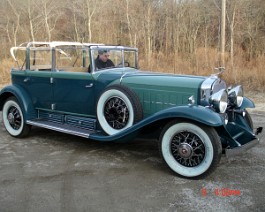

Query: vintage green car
[0,42,262,178]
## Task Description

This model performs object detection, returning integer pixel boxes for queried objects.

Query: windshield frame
[89,46,138,73]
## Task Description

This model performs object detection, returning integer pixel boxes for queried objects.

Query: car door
[11,69,52,110]
[20,47,53,110]
[24,70,53,110]
[51,71,95,116]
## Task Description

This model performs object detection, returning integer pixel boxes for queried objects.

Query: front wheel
[159,120,221,178]
[2,97,31,138]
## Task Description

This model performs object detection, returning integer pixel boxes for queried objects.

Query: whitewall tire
[159,120,221,178]
[2,97,31,138]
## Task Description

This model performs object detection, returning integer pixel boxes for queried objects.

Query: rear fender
[0,85,36,120]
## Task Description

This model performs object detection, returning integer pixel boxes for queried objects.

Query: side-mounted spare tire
[96,84,143,135]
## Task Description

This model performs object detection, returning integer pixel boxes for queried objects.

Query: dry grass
[0,58,13,88]
[140,48,265,93]
[1,48,265,93]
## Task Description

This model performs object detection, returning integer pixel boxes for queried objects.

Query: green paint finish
[11,69,27,76]
[52,71,94,80]
[12,69,52,78]
[121,74,205,116]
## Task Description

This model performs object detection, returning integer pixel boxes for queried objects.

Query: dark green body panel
[119,72,205,117]
[0,68,258,150]
[51,71,95,115]
[11,69,52,110]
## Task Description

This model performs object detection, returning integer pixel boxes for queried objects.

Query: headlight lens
[209,89,228,113]
[228,85,243,107]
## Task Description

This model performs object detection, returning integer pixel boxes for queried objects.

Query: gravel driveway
[0,112,264,212]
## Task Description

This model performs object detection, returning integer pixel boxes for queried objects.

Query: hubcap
[7,113,15,125]
[104,97,129,129]
[178,143,193,158]
[171,131,205,167]
[7,106,22,130]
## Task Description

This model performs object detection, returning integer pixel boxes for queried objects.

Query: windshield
[90,47,138,72]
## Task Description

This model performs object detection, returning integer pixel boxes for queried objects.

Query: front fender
[239,97,255,109]
[90,105,224,142]
[0,85,36,120]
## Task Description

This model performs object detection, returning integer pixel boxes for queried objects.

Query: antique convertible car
[0,41,263,178]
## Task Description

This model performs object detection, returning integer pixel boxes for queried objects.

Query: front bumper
[226,127,263,157]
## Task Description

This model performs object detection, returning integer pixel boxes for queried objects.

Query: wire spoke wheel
[97,85,143,135]
[2,97,31,138]
[159,120,221,178]
[171,131,205,167]
[7,106,23,130]
[104,96,130,129]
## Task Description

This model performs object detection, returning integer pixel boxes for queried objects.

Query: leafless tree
[0,0,265,90]
[6,0,21,46]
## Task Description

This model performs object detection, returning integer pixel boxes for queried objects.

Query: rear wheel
[2,97,31,138]
[159,120,221,178]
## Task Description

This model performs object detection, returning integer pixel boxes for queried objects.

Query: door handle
[85,83,93,88]
[24,77,30,82]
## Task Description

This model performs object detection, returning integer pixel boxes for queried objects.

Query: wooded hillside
[0,0,264,91]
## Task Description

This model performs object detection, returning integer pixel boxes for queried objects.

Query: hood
[120,70,206,91]
[121,70,207,117]
[95,68,208,117]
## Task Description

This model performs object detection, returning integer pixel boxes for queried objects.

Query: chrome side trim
[225,138,259,157]
[85,83,94,88]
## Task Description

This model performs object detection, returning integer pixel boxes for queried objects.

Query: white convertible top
[10,41,104,61]
[23,41,104,48]
[10,41,137,63]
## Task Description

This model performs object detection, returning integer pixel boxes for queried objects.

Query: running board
[27,120,97,138]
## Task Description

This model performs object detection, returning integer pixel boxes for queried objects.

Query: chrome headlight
[200,77,227,107]
[209,89,228,113]
[228,85,243,107]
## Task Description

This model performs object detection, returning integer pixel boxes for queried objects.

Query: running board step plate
[27,120,97,138]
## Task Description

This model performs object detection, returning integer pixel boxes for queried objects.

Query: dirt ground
[245,91,265,113]
[0,109,264,212]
